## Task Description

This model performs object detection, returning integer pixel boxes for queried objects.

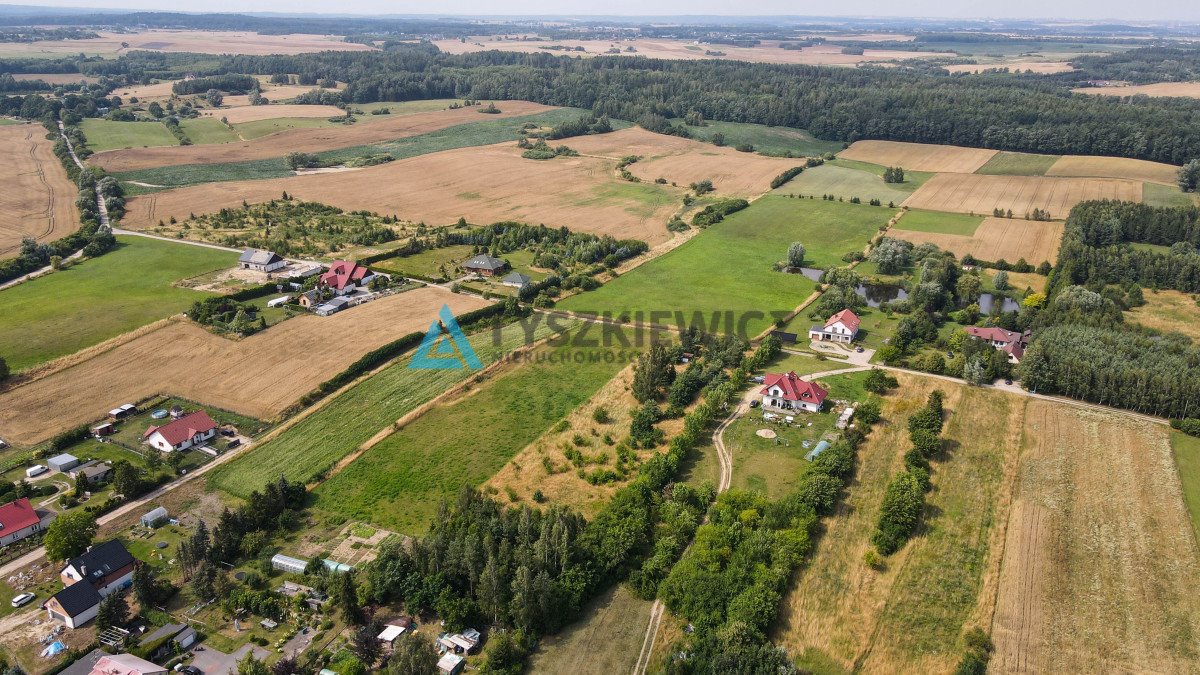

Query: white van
[25,465,48,478]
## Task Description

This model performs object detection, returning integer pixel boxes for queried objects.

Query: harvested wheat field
[201,104,345,123]
[0,288,487,447]
[944,61,1075,74]
[990,402,1200,674]
[0,30,376,57]
[777,377,1023,673]
[0,124,79,256]
[122,141,681,244]
[89,101,554,173]
[902,173,1141,219]
[1046,154,1181,185]
[569,127,805,196]
[890,217,1065,265]
[838,140,998,173]
[1073,82,1200,99]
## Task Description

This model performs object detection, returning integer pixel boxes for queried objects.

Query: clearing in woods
[1125,289,1200,341]
[313,326,639,535]
[0,124,79,256]
[837,140,998,174]
[529,585,654,675]
[0,288,488,447]
[1045,154,1182,185]
[89,101,557,174]
[0,236,235,371]
[975,151,1060,176]
[901,173,1142,220]
[990,401,1200,673]
[888,217,1064,265]
[120,141,682,245]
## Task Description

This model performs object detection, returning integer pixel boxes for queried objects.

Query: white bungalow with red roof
[319,260,374,296]
[809,309,860,343]
[964,326,1031,364]
[143,411,218,452]
[760,371,828,413]
[0,497,55,547]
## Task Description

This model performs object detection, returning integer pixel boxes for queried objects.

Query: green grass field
[1143,182,1200,208]
[679,120,844,157]
[560,198,891,337]
[371,245,475,278]
[1170,431,1200,543]
[975,151,1060,176]
[113,107,606,189]
[209,319,564,498]
[0,236,235,370]
[349,99,462,115]
[232,117,333,140]
[893,209,983,235]
[0,118,18,126]
[179,117,240,144]
[80,118,179,152]
[775,160,931,205]
[313,328,637,534]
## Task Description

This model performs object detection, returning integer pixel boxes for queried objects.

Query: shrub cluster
[872,391,945,555]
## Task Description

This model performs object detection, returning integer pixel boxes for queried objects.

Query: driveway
[189,644,270,675]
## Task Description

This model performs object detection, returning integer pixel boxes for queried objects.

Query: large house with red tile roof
[0,497,54,547]
[760,371,828,413]
[319,260,373,295]
[143,410,218,452]
[964,326,1031,363]
[809,309,860,343]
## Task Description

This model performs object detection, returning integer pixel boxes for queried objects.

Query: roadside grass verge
[559,198,890,337]
[0,236,235,370]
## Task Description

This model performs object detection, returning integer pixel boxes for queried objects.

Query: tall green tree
[386,633,438,675]
[43,511,96,561]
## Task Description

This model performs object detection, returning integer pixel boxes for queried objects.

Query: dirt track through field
[89,101,555,173]
[902,173,1141,219]
[0,124,78,255]
[989,402,1200,673]
[0,287,487,446]
[890,217,1065,265]
[838,140,998,173]
[121,139,683,245]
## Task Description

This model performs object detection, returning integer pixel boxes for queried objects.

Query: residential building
[463,254,507,277]
[238,249,287,273]
[70,461,113,485]
[46,540,137,628]
[90,653,167,675]
[760,371,828,413]
[964,326,1031,363]
[319,260,372,294]
[500,271,530,289]
[0,497,55,546]
[809,309,861,343]
[143,410,218,452]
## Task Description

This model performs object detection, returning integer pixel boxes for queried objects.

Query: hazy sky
[7,0,1200,21]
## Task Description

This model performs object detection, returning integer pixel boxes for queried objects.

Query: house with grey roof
[500,272,531,289]
[238,249,286,273]
[463,254,508,277]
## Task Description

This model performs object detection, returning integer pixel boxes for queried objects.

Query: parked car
[749,400,760,408]
[10,592,35,608]
[855,346,864,353]
[1004,378,1013,385]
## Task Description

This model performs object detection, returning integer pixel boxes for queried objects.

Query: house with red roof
[964,326,1031,363]
[0,497,54,547]
[319,260,373,295]
[143,410,218,452]
[809,309,860,344]
[760,371,828,413]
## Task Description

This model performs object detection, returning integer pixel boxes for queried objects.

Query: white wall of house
[147,428,215,452]
[0,521,41,546]
[50,602,97,629]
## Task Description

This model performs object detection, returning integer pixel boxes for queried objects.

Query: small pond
[978,293,1021,314]
[855,283,908,308]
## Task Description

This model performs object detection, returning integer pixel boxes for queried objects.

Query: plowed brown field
[0,287,487,446]
[121,140,684,245]
[89,101,555,172]
[0,124,79,256]
[902,173,1141,219]
[838,140,998,173]
[890,217,1064,265]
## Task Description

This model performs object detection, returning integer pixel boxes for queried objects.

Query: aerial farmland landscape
[2,2,1200,674]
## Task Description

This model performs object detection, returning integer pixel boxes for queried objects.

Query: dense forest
[1067,47,1200,84]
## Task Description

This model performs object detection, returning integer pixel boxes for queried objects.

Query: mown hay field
[890,216,1065,265]
[121,141,683,245]
[89,101,556,173]
[1045,154,1181,185]
[209,319,564,498]
[1073,81,1200,99]
[838,140,998,173]
[901,173,1141,219]
[0,124,79,256]
[529,585,654,675]
[200,104,344,124]
[990,403,1200,673]
[0,288,488,446]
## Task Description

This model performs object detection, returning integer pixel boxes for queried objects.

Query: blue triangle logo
[410,304,483,370]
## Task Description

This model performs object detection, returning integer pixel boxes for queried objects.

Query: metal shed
[47,454,80,472]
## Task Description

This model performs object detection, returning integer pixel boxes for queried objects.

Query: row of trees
[873,391,945,556]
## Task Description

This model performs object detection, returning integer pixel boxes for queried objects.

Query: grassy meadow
[680,120,844,157]
[0,236,235,370]
[179,117,240,144]
[975,151,1060,176]
[894,209,983,235]
[1126,290,1200,340]
[1142,182,1200,208]
[775,160,932,205]
[313,328,637,534]
[81,118,179,151]
[1170,431,1200,543]
[560,198,891,337]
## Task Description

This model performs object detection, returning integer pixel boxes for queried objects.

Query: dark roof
[501,272,530,286]
[140,623,185,646]
[464,254,505,271]
[239,249,282,265]
[67,540,135,582]
[58,648,108,675]
[50,580,102,616]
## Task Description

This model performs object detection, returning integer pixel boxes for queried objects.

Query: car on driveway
[1005,379,1013,385]
[855,346,864,353]
[10,592,35,608]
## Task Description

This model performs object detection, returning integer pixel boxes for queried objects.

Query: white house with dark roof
[45,540,137,628]
[239,249,287,273]
[500,271,531,289]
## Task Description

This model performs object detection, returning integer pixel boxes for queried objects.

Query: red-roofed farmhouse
[143,410,218,452]
[760,371,828,413]
[319,260,373,294]
[809,309,861,343]
[964,326,1031,363]
[0,497,55,547]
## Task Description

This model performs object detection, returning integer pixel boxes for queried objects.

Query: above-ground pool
[151,409,169,419]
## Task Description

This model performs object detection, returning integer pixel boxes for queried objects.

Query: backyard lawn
[560,198,891,337]
[0,236,236,370]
